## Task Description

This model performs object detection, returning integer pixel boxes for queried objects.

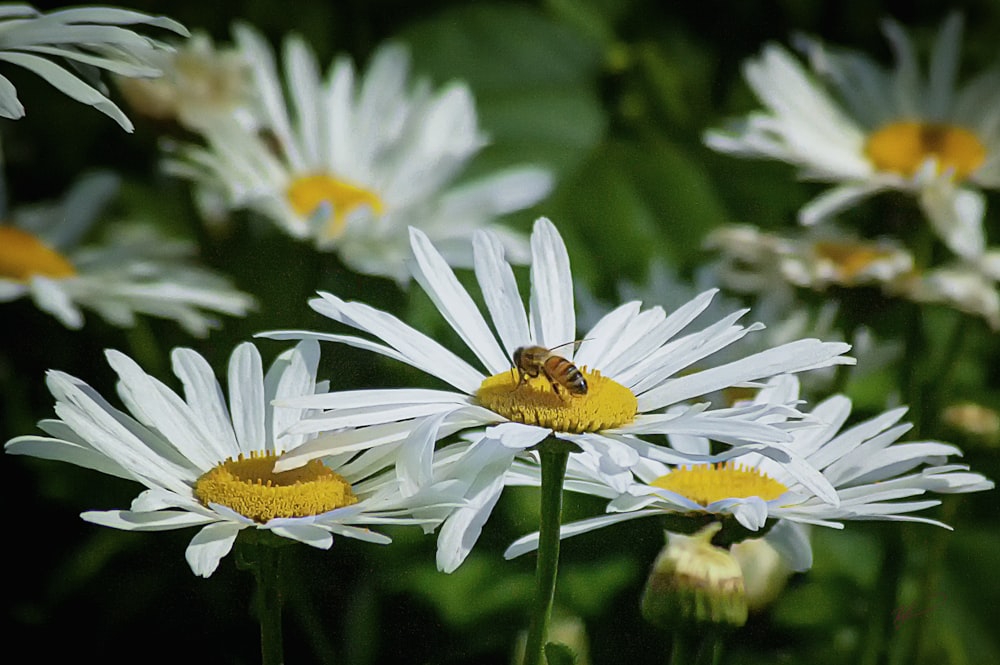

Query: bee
[512,342,588,397]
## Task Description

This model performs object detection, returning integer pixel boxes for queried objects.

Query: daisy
[503,375,994,571]
[115,29,254,131]
[0,4,187,131]
[704,13,1000,261]
[4,340,452,577]
[705,224,915,292]
[0,171,254,335]
[164,23,554,282]
[260,217,855,571]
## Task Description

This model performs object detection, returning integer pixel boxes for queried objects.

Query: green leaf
[400,2,606,178]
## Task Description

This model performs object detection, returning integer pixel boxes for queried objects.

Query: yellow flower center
[0,226,77,281]
[865,121,986,180]
[286,174,385,240]
[652,462,788,506]
[476,368,637,433]
[811,240,901,282]
[194,450,357,523]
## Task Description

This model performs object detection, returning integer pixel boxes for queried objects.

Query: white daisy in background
[704,13,1000,262]
[164,23,554,282]
[705,225,915,292]
[504,375,994,571]
[115,29,254,131]
[0,4,187,131]
[261,217,855,571]
[0,171,255,335]
[5,341,454,577]
[706,224,1000,330]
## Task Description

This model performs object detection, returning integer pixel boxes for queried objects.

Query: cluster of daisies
[1,5,994,593]
[705,13,1000,329]
[7,217,993,577]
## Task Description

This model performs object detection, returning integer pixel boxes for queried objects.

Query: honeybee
[512,342,588,397]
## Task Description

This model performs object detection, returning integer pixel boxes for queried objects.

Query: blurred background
[3,1,998,663]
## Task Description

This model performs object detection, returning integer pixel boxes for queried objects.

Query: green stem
[522,438,571,665]
[861,523,905,665]
[251,537,285,665]
[669,630,696,665]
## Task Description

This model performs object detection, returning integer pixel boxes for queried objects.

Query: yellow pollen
[194,450,357,523]
[286,174,384,240]
[865,121,986,180]
[476,368,637,434]
[0,226,77,281]
[812,240,897,281]
[652,462,788,506]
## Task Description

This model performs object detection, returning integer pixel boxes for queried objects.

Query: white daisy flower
[0,171,255,335]
[504,375,994,571]
[261,217,855,571]
[115,29,254,131]
[4,341,451,577]
[0,4,188,131]
[705,224,915,291]
[164,23,554,282]
[705,13,1000,261]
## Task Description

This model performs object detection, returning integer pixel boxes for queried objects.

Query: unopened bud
[641,522,747,630]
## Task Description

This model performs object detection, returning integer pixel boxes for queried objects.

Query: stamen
[194,450,357,523]
[0,227,77,281]
[476,368,637,433]
[652,462,788,506]
[286,174,384,240]
[865,121,986,180]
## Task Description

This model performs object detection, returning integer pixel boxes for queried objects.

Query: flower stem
[522,438,571,665]
[251,536,285,665]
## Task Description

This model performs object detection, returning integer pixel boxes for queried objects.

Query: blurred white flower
[0,171,254,335]
[706,225,914,292]
[5,341,452,577]
[116,29,253,130]
[0,4,187,131]
[705,13,999,261]
[165,23,554,282]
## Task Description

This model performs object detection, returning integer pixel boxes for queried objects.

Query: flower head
[0,4,188,131]
[5,341,447,577]
[705,13,1000,262]
[165,23,553,281]
[0,172,254,334]
[261,217,855,571]
[504,376,994,571]
[116,29,254,130]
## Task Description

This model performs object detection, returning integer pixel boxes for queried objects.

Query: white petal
[799,183,885,226]
[185,521,242,577]
[5,434,131,479]
[82,509,215,531]
[268,522,334,549]
[171,347,239,462]
[764,520,813,572]
[227,342,267,453]
[919,184,985,259]
[528,218,576,350]
[309,292,484,394]
[473,230,530,357]
[503,510,661,560]
[638,339,853,412]
[407,227,509,374]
